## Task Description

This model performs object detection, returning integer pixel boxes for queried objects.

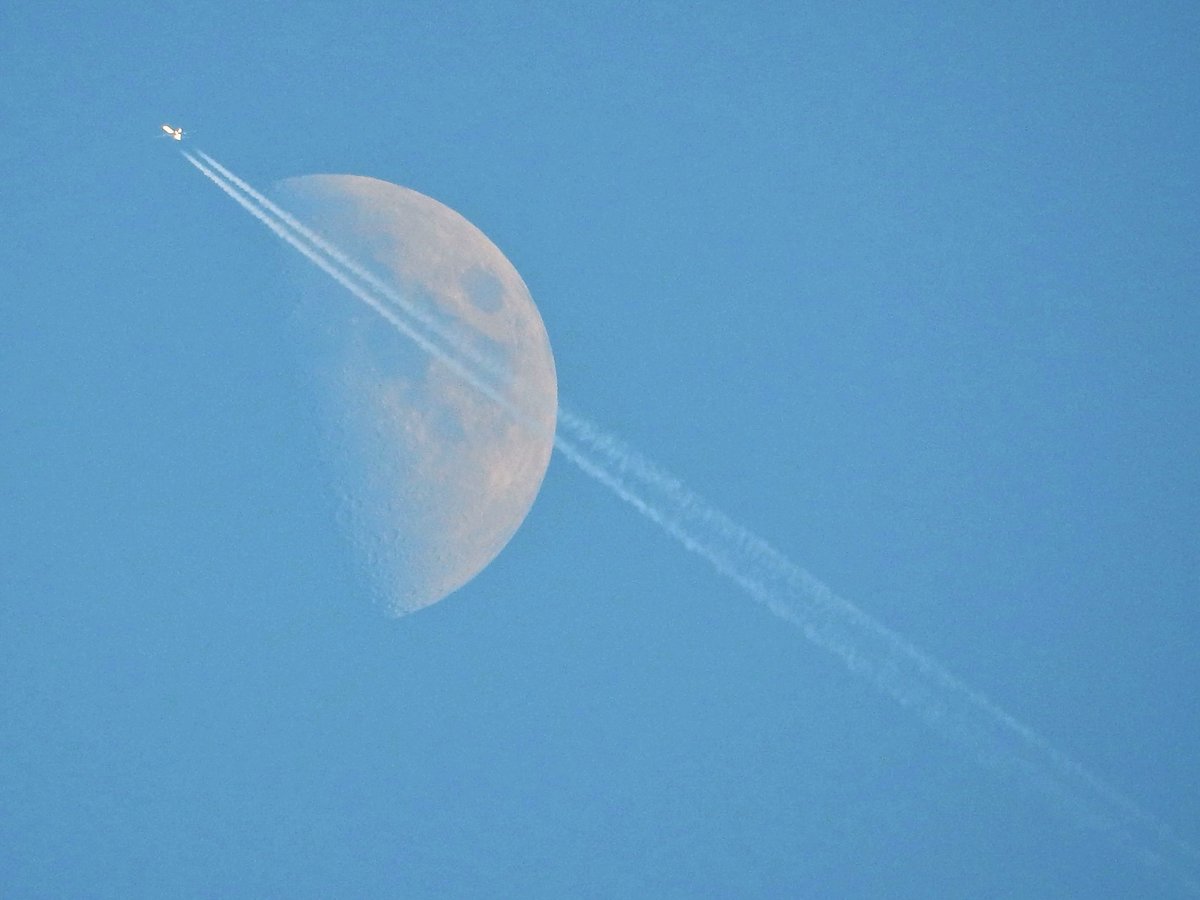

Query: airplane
[161,124,183,141]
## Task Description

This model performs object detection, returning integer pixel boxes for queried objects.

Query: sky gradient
[3,3,1198,896]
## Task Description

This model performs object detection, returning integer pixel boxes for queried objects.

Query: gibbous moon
[276,175,557,616]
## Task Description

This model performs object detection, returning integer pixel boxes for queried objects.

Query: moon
[275,175,557,616]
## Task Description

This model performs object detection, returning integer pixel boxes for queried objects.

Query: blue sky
[3,2,1198,896]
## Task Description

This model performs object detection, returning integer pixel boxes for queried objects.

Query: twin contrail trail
[193,151,504,383]
[181,148,1198,894]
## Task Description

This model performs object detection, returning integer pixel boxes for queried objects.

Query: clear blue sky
[3,2,1197,896]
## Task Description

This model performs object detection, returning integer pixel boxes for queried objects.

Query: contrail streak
[554,407,1199,890]
[182,151,512,416]
[194,149,504,383]
[182,149,1199,894]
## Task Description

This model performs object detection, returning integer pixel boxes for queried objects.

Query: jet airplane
[161,124,184,141]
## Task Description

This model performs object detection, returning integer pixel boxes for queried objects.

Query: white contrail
[182,149,1199,894]
[182,150,512,416]
[194,149,505,383]
[555,407,1199,889]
